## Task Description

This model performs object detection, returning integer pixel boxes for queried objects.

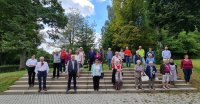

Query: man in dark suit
[88,47,96,71]
[66,55,79,93]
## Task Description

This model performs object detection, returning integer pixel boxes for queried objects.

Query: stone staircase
[3,68,197,94]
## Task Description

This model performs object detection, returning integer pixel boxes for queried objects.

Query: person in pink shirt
[181,55,193,84]
[160,59,171,89]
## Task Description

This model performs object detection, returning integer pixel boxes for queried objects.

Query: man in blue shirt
[106,48,113,69]
[88,47,96,71]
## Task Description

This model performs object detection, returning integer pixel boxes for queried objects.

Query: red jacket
[60,51,67,59]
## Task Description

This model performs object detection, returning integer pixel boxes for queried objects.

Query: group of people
[25,45,193,93]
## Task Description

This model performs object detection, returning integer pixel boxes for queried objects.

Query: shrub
[0,65,22,73]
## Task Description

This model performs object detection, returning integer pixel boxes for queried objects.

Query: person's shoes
[136,87,139,90]
[38,89,41,92]
[74,89,77,94]
[52,77,55,80]
[162,86,167,89]
[28,85,31,88]
[57,76,59,79]
[66,90,70,94]
[31,84,34,87]
[43,88,47,91]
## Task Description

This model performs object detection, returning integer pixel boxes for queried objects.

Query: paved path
[0,93,199,104]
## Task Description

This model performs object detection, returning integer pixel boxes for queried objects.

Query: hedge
[0,65,21,73]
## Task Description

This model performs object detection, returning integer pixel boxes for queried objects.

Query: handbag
[100,73,104,79]
[141,74,149,81]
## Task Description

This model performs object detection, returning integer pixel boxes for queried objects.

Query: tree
[0,0,67,69]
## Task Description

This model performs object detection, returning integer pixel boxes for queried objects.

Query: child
[134,60,144,90]
[145,61,157,90]
[169,59,178,85]
[160,59,171,89]
[115,61,123,90]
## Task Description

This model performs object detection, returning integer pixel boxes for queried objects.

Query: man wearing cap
[66,55,79,93]
[52,51,61,79]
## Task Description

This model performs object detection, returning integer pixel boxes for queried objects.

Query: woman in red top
[124,47,131,67]
[181,55,193,84]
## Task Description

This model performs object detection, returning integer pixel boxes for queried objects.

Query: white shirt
[35,61,49,74]
[26,58,37,67]
[75,54,81,62]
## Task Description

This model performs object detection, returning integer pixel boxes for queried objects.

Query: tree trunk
[19,51,26,70]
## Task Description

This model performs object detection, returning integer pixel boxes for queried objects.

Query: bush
[0,65,22,73]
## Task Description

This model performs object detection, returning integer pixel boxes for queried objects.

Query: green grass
[0,70,26,93]
[174,59,200,91]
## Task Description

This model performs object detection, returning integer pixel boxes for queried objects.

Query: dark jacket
[88,50,96,59]
[68,60,78,73]
[160,64,165,75]
[145,65,157,78]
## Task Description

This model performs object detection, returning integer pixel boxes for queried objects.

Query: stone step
[15,80,186,85]
[19,76,181,81]
[4,88,197,94]
[24,73,164,77]
[9,84,192,90]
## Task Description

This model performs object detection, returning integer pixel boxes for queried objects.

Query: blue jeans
[183,69,192,82]
[140,57,146,65]
[108,59,111,68]
[125,56,130,67]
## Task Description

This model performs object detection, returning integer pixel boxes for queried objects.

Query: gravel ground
[0,93,199,104]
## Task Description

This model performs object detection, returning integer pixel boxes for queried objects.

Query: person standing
[169,59,178,85]
[119,48,125,63]
[75,50,81,69]
[99,47,104,63]
[26,54,37,88]
[133,51,140,64]
[66,55,79,93]
[35,57,49,92]
[106,48,113,69]
[181,55,193,84]
[115,61,123,90]
[146,48,155,58]
[60,48,67,73]
[124,47,131,67]
[145,61,157,90]
[138,46,145,64]
[146,53,155,66]
[79,47,85,69]
[88,47,96,71]
[91,59,102,91]
[162,46,171,60]
[66,49,72,64]
[160,59,171,89]
[95,51,102,62]
[52,51,61,79]
[134,60,144,90]
[111,52,122,85]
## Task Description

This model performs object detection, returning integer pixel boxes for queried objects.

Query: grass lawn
[174,59,200,91]
[0,70,26,93]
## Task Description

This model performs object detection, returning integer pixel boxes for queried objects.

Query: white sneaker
[63,72,65,74]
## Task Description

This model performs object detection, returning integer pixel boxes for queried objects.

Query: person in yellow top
[137,46,145,64]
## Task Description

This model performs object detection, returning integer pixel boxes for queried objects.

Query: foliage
[101,0,156,51]
[0,65,20,73]
[60,9,95,54]
[0,0,67,69]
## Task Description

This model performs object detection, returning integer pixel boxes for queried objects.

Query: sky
[39,0,111,53]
